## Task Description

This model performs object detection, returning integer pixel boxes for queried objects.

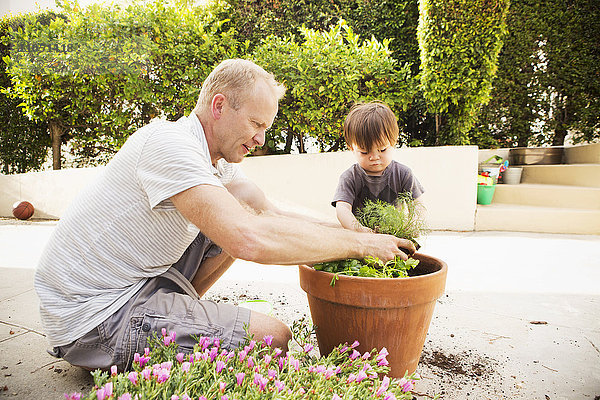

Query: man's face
[350,141,395,176]
[213,79,278,164]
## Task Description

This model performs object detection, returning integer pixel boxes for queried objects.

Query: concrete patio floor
[0,218,599,399]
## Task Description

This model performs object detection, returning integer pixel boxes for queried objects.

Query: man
[34,59,414,371]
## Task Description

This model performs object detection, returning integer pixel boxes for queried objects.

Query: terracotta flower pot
[299,253,447,377]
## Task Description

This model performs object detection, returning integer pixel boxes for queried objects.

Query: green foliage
[314,256,420,284]
[313,193,426,281]
[357,192,427,245]
[0,13,52,174]
[3,0,241,169]
[417,0,509,145]
[473,0,600,147]
[252,20,417,154]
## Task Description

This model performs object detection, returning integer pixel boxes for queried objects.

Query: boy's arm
[336,201,373,233]
[226,177,339,226]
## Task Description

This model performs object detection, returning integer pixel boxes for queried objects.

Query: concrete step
[521,164,600,187]
[475,204,600,235]
[493,184,600,209]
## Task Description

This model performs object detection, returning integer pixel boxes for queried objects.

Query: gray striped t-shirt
[34,114,243,346]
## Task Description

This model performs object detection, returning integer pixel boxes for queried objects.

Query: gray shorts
[54,233,251,371]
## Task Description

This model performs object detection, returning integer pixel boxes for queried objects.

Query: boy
[332,101,424,233]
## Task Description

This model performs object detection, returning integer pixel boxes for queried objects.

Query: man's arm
[171,184,414,265]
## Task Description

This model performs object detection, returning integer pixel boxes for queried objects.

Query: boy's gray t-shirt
[332,160,424,215]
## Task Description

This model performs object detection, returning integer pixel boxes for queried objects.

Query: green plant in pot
[299,193,447,378]
[313,192,428,283]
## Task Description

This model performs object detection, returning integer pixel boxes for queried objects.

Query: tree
[252,20,416,154]
[0,13,50,174]
[417,0,509,145]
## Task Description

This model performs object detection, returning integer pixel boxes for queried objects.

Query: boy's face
[350,141,394,176]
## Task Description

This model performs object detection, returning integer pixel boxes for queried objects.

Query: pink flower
[96,387,106,400]
[377,358,389,367]
[110,365,118,376]
[163,336,172,346]
[263,335,274,346]
[199,397,207,400]
[139,355,150,368]
[273,348,282,358]
[350,340,360,348]
[332,395,343,400]
[134,353,140,363]
[171,396,179,400]
[64,393,81,400]
[156,368,170,384]
[376,376,390,396]
[141,367,151,380]
[267,369,277,380]
[219,381,226,393]
[399,378,414,392]
[209,347,218,362]
[221,396,228,400]
[263,354,272,365]
[376,348,389,366]
[144,348,150,356]
[257,376,269,392]
[226,351,235,362]
[182,395,191,400]
[235,372,245,386]
[238,350,247,362]
[118,394,132,400]
[362,351,371,360]
[303,343,314,353]
[161,361,173,371]
[213,338,220,348]
[170,331,177,341]
[128,371,138,385]
[176,353,185,363]
[340,345,348,354]
[350,350,360,360]
[216,360,226,374]
[383,393,397,400]
[289,357,299,371]
[274,380,285,393]
[199,337,210,350]
[355,370,368,383]
[248,340,256,351]
[182,362,191,373]
[347,373,356,383]
[278,357,285,370]
[104,382,113,397]
[161,328,167,336]
[323,367,338,379]
[247,356,254,368]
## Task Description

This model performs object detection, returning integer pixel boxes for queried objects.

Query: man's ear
[211,94,226,120]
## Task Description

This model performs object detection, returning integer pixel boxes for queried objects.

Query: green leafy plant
[315,256,420,286]
[65,324,422,400]
[357,192,427,249]
[313,192,427,282]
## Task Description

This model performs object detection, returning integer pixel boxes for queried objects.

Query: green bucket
[477,184,496,205]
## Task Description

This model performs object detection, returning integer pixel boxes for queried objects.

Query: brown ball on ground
[12,201,34,220]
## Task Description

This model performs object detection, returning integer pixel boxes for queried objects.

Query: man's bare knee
[249,311,292,351]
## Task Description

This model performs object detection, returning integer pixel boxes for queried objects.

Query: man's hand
[360,233,416,262]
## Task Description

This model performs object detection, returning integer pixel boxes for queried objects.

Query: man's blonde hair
[343,101,399,150]
[194,59,286,111]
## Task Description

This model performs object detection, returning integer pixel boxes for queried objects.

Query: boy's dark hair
[343,101,399,150]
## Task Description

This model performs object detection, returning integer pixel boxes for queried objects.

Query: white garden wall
[0,146,478,231]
